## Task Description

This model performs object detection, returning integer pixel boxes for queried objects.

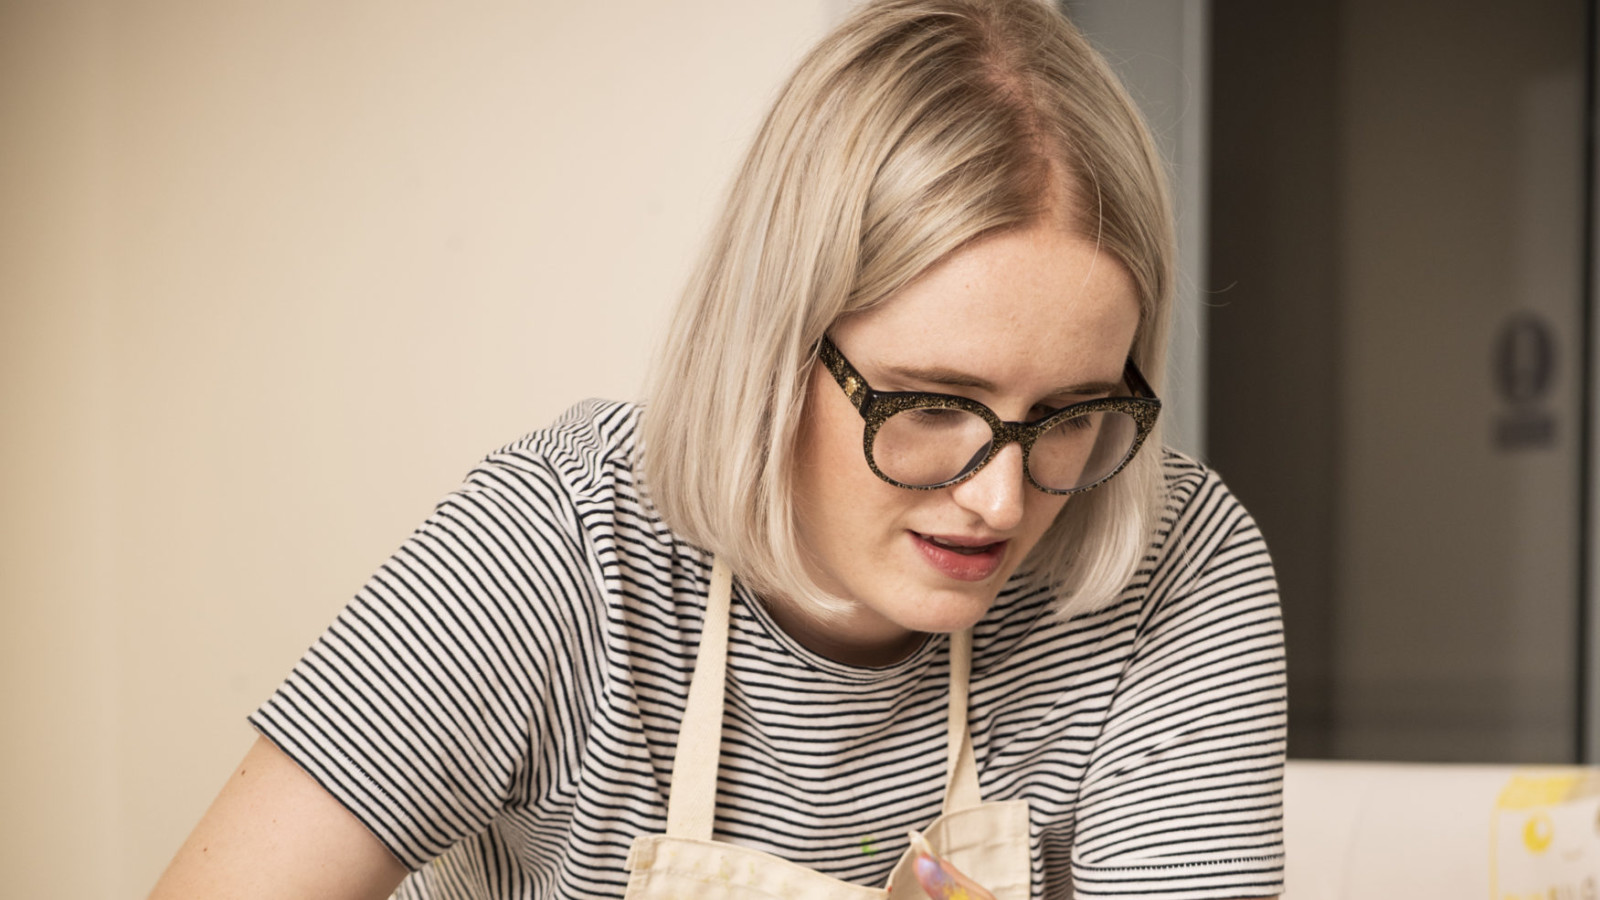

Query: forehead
[831,224,1141,388]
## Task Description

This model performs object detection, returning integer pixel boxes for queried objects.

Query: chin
[898,587,1001,634]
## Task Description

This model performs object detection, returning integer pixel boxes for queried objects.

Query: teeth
[923,534,994,555]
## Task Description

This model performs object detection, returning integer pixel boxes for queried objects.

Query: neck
[760,595,926,667]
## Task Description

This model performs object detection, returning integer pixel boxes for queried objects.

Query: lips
[918,533,1001,555]
[911,531,1007,581]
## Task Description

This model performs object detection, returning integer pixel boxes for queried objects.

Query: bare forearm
[148,737,407,900]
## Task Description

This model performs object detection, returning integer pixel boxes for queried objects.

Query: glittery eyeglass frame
[815,335,1162,494]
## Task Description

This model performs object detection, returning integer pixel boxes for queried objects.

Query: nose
[948,442,1027,532]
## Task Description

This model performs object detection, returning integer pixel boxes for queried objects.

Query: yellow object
[1520,813,1552,855]
[1490,769,1600,899]
[1495,772,1595,810]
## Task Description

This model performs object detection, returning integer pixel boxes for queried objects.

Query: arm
[152,415,621,897]
[148,736,408,900]
[1070,461,1288,896]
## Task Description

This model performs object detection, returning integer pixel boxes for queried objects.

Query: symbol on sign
[1495,314,1556,404]
[1492,313,1559,451]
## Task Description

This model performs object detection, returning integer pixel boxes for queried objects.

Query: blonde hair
[641,0,1174,620]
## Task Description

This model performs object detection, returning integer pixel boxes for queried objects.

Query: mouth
[911,532,1008,581]
[915,533,1003,555]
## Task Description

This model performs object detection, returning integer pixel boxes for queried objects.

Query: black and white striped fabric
[251,399,1286,899]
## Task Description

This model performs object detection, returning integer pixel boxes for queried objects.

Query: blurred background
[2,0,1595,896]
[1203,0,1591,764]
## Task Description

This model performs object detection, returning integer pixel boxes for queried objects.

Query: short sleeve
[249,452,602,871]
[1071,470,1288,898]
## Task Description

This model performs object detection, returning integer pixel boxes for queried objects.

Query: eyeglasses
[816,335,1161,494]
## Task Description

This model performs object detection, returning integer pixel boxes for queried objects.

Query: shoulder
[1153,447,1262,555]
[1158,448,1243,519]
[1137,448,1276,621]
[444,400,648,522]
[409,400,668,591]
[471,399,643,494]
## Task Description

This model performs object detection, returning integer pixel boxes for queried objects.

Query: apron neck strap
[666,558,734,841]
[943,629,982,815]
[665,557,983,841]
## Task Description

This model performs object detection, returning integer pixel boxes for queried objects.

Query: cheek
[1022,493,1072,546]
[793,371,911,537]
[792,371,868,521]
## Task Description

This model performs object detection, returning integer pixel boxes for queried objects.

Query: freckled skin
[777,223,1140,667]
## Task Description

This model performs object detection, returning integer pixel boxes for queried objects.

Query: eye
[904,406,968,425]
[1033,391,1113,422]
[1060,414,1096,432]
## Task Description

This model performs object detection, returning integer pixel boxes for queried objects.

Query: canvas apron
[623,558,1032,900]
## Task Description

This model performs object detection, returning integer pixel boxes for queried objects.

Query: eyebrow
[881,363,1122,398]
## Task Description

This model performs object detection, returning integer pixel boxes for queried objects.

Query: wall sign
[1492,312,1558,451]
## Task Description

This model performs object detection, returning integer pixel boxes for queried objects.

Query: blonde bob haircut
[641,0,1175,621]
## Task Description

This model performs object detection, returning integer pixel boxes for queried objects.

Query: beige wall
[0,2,837,896]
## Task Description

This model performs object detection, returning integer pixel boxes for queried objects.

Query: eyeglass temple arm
[816,337,870,411]
[1122,358,1159,404]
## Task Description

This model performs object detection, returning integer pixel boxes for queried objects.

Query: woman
[150,1,1286,898]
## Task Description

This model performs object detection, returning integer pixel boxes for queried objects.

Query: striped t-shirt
[251,399,1286,899]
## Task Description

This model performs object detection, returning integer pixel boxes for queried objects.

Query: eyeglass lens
[872,407,1140,491]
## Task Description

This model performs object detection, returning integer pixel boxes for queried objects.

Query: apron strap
[665,556,984,838]
[943,628,983,814]
[665,557,733,841]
